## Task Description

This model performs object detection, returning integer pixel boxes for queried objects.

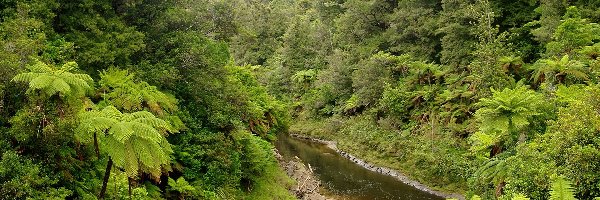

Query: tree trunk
[94,133,100,158]
[495,181,506,198]
[490,142,502,158]
[99,157,113,199]
[128,177,133,198]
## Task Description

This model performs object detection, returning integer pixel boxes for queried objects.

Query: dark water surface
[275,134,444,200]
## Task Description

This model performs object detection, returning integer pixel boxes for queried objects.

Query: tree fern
[98,69,177,115]
[77,106,176,198]
[77,106,175,177]
[471,84,544,154]
[531,55,587,85]
[12,59,93,97]
[167,177,195,198]
[549,176,577,200]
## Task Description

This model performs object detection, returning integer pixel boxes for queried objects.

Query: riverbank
[289,133,464,200]
[275,150,330,200]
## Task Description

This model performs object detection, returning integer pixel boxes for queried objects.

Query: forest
[0,0,599,200]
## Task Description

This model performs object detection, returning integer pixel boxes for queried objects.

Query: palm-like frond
[531,55,588,84]
[473,158,507,184]
[499,56,523,66]
[99,69,177,115]
[549,176,577,200]
[471,85,544,154]
[475,85,543,135]
[500,56,524,71]
[12,59,92,97]
[77,106,174,179]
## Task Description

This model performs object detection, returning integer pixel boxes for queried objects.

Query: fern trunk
[128,177,133,198]
[94,132,100,158]
[99,157,113,199]
[495,181,506,198]
[490,142,502,158]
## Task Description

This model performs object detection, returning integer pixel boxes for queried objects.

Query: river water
[275,134,444,200]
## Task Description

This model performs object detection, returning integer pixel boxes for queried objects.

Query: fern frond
[12,73,43,83]
[100,106,124,120]
[549,176,577,200]
[61,73,92,90]
[124,142,139,178]
[14,60,93,98]
[128,122,162,143]
[109,123,134,142]
[130,111,156,119]
[26,59,53,73]
[102,136,126,167]
[133,138,155,168]
[77,105,174,180]
[512,193,530,200]
[29,75,55,90]
[51,78,72,95]
[60,61,78,72]
[133,118,172,132]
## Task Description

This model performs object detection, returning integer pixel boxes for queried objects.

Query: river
[275,134,444,200]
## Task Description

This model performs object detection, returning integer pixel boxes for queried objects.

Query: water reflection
[275,134,443,200]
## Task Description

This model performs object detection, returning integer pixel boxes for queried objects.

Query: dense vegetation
[221,0,600,200]
[2,0,600,200]
[0,0,294,199]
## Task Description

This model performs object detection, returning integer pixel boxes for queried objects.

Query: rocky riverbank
[275,150,331,200]
[289,133,464,200]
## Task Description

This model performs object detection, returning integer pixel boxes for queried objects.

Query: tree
[531,55,588,86]
[55,0,146,73]
[384,0,440,61]
[167,177,195,199]
[438,0,481,66]
[352,52,411,108]
[545,6,600,56]
[12,59,92,98]
[499,56,525,80]
[470,84,545,157]
[98,69,178,116]
[530,0,566,44]
[472,158,508,197]
[76,106,175,198]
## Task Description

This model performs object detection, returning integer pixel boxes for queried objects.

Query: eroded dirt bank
[275,150,331,200]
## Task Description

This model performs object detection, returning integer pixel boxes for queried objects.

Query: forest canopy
[1,0,600,200]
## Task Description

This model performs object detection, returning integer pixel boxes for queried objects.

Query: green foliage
[512,193,530,200]
[103,171,160,200]
[76,106,174,179]
[470,84,545,154]
[385,0,440,61]
[4,0,600,199]
[549,176,577,200]
[531,55,588,86]
[0,151,72,199]
[98,69,178,116]
[168,177,195,198]
[353,52,412,108]
[57,0,146,72]
[472,158,508,188]
[528,0,564,43]
[546,6,600,56]
[12,59,93,98]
